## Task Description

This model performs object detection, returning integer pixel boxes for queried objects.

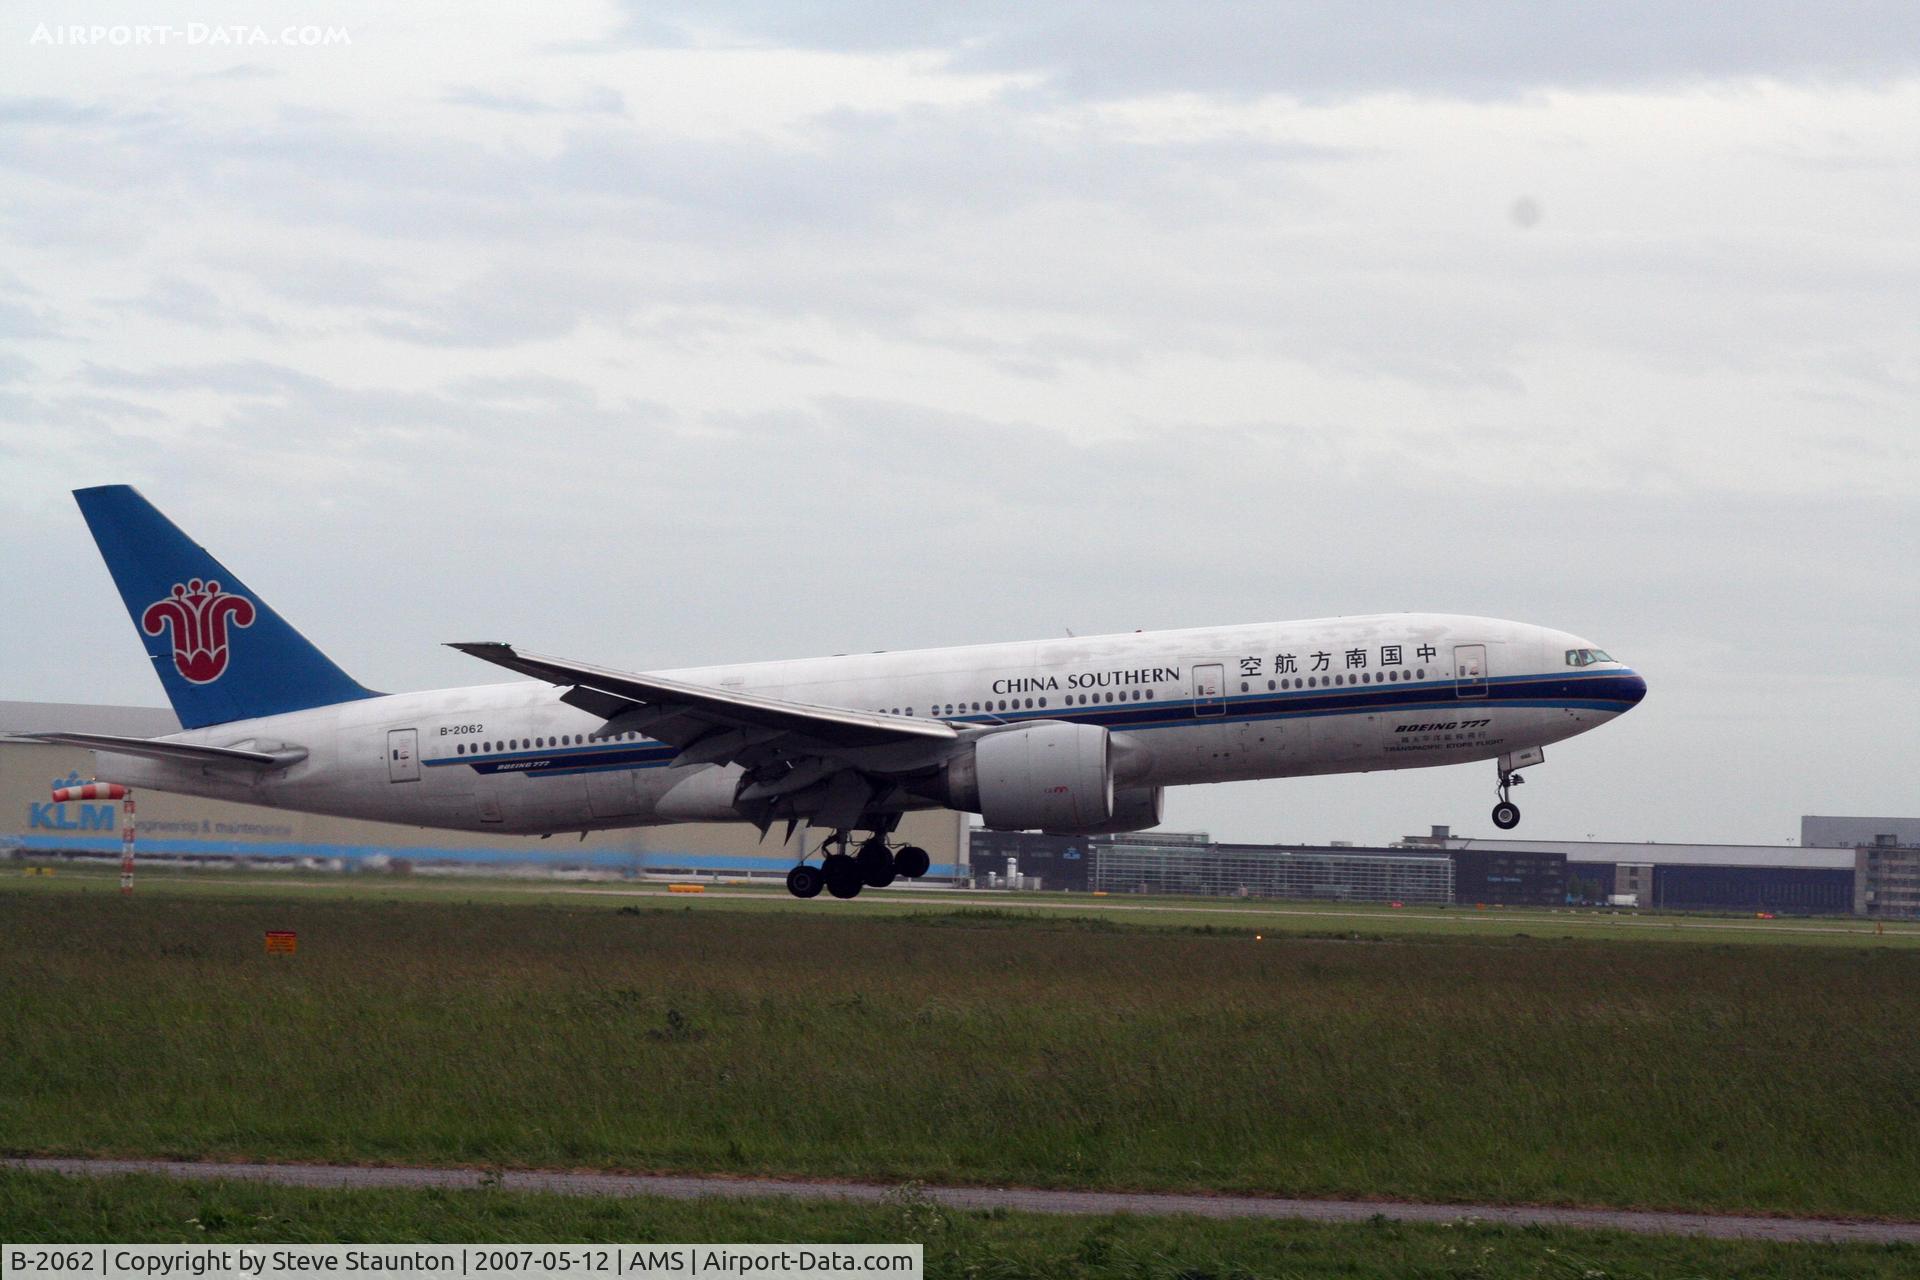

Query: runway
[13,1157,1920,1245]
[156,872,1914,943]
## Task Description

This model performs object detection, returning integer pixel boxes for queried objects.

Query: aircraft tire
[823,853,863,899]
[785,864,824,899]
[856,840,895,887]
[1492,801,1521,830]
[893,845,931,879]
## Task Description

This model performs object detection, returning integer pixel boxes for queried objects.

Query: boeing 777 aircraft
[29,486,1646,899]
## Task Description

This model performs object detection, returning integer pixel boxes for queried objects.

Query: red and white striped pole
[121,791,136,894]
[50,783,132,893]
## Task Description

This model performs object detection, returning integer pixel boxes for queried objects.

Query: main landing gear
[1492,768,1525,831]
[786,831,933,899]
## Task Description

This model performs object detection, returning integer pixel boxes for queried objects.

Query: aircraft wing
[449,642,956,750]
[448,643,962,834]
[19,732,307,769]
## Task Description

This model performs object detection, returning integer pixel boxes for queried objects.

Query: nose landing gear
[1492,768,1524,830]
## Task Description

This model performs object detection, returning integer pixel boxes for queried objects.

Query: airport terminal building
[968,828,1455,904]
[1415,834,1859,913]
[1400,827,1920,915]
[976,822,1917,917]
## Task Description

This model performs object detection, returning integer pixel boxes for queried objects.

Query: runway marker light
[265,930,298,954]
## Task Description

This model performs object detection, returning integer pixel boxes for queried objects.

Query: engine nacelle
[942,722,1114,831]
[1045,786,1163,836]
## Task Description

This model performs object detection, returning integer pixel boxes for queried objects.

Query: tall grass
[3,892,1917,1217]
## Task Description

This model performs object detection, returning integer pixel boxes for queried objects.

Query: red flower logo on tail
[142,579,256,684]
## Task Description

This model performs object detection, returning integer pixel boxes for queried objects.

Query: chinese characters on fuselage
[1236,643,1436,678]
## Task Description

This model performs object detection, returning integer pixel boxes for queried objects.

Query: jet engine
[938,722,1113,831]
[1045,786,1163,836]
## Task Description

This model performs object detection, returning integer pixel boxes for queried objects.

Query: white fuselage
[91,613,1645,835]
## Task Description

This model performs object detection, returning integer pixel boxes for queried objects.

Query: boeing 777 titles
[27,487,1647,898]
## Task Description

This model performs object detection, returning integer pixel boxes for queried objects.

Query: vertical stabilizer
[73,485,379,729]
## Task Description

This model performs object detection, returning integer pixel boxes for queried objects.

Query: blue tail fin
[74,485,380,729]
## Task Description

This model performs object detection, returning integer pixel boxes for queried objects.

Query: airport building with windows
[976,822,1915,916]
[970,828,1454,904]
[1403,829,1873,915]
[1093,835,1453,903]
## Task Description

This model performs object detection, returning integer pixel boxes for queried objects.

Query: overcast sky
[3,3,1916,845]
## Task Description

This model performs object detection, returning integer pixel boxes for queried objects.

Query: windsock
[51,782,128,802]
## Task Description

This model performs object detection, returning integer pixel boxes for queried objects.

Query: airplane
[27,486,1647,899]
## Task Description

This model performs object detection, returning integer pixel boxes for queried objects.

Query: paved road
[12,1157,1920,1245]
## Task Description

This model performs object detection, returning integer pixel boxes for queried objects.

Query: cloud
[611,1,1920,100]
[0,95,108,126]
[112,277,283,334]
[81,359,330,396]
[444,85,626,116]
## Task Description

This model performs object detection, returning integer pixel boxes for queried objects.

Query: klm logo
[30,803,117,831]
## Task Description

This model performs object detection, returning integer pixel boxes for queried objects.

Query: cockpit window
[1565,648,1615,667]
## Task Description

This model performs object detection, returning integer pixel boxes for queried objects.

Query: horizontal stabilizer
[20,731,307,770]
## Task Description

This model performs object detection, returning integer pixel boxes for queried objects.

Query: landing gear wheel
[785,863,824,899]
[857,838,896,888]
[893,845,931,879]
[1492,800,1521,830]
[822,853,863,899]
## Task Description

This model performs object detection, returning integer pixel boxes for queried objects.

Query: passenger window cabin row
[1246,668,1426,692]
[891,689,1158,719]
[456,731,644,755]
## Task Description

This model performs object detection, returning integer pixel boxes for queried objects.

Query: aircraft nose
[1620,669,1647,707]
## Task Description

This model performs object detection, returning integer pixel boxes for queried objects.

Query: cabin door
[387,728,421,782]
[1454,645,1488,699]
[1193,663,1226,716]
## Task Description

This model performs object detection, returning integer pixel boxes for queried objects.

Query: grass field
[5,1171,1919,1280]
[4,870,1920,1222]
[13,861,1920,947]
